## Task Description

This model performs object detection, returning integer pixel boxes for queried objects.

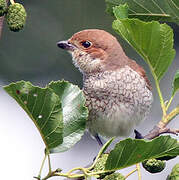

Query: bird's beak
[57,40,75,51]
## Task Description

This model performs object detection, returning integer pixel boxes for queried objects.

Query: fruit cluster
[168,164,179,180]
[142,159,166,173]
[0,0,26,32]
[93,154,125,180]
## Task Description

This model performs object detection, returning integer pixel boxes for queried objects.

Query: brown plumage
[69,29,152,90]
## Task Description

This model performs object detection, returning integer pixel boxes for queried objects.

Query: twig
[38,154,47,179]
[136,164,141,180]
[143,106,179,139]
[0,0,9,38]
[63,178,84,180]
[125,168,137,179]
[67,167,89,177]
[144,125,179,139]
[162,106,179,124]
[0,16,4,38]
[166,96,174,111]
[10,0,14,4]
[47,154,52,173]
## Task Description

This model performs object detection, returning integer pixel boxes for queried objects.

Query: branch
[144,125,179,140]
[0,0,9,38]
[135,123,179,140]
[144,105,179,139]
[0,16,5,38]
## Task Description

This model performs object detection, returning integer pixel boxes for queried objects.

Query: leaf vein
[151,0,166,14]
[168,0,179,20]
[31,90,39,115]
[38,91,50,129]
[153,26,171,79]
[170,0,179,10]
[123,144,137,167]
[115,145,125,169]
[132,0,152,14]
[44,111,61,138]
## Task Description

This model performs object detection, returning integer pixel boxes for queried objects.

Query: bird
[57,29,153,144]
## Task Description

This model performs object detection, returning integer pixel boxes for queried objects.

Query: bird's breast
[83,66,153,138]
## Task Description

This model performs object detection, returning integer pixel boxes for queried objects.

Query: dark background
[0,0,178,179]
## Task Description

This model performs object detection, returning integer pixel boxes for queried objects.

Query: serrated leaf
[105,0,179,25]
[48,81,88,153]
[112,16,176,81]
[3,81,63,150]
[113,4,129,19]
[172,70,179,96]
[105,136,179,171]
[92,138,115,170]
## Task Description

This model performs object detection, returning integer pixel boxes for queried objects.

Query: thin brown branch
[0,0,9,38]
[144,125,179,139]
[141,106,179,140]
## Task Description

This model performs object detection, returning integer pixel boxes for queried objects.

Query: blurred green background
[1,0,178,88]
[0,0,113,86]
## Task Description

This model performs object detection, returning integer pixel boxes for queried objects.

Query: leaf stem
[67,167,89,176]
[38,153,47,179]
[41,168,115,180]
[128,13,171,17]
[141,55,167,117]
[87,137,115,170]
[42,171,86,180]
[166,95,174,111]
[10,0,15,4]
[136,164,141,180]
[154,78,167,117]
[47,154,52,173]
[163,105,179,124]
[125,168,137,179]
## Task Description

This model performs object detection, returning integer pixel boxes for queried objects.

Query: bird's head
[57,29,129,74]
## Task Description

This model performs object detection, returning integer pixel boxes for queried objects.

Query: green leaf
[112,16,176,81]
[105,136,179,171]
[48,81,88,153]
[100,137,115,155]
[92,138,115,170]
[113,4,129,19]
[168,163,179,179]
[172,70,179,96]
[105,0,179,25]
[3,81,63,150]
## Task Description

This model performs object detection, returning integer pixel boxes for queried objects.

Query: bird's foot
[134,129,144,139]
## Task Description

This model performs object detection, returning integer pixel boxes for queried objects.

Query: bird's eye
[81,41,92,48]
